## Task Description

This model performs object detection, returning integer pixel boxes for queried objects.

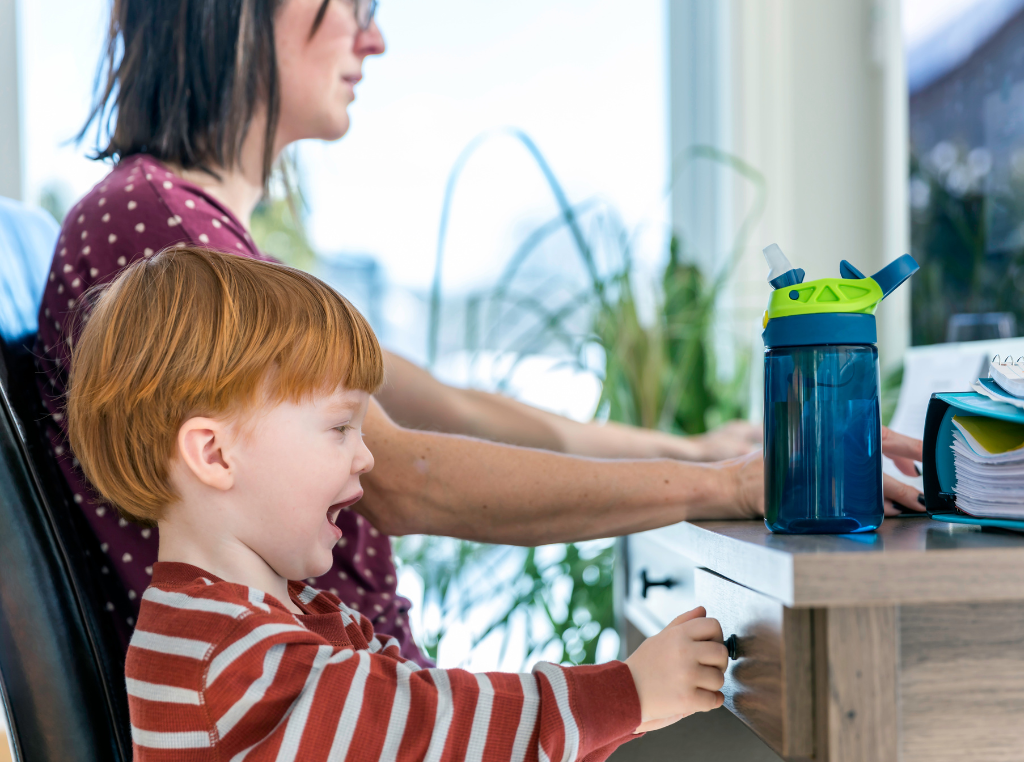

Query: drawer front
[623,532,698,637]
[695,568,814,760]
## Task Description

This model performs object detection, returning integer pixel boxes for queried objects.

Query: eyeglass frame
[352,0,378,30]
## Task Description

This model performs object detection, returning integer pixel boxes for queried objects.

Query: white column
[668,0,733,278]
[672,0,910,382]
[876,0,911,373]
[0,0,23,201]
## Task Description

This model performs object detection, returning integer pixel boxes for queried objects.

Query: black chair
[0,334,132,761]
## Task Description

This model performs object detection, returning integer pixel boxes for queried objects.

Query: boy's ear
[176,417,235,491]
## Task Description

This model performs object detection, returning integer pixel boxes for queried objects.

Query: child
[66,247,728,761]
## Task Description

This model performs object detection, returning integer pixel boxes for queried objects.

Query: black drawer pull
[725,634,739,660]
[640,569,678,598]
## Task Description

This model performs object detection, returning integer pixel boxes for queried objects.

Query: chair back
[0,193,133,760]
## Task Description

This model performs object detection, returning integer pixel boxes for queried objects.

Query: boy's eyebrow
[323,399,362,417]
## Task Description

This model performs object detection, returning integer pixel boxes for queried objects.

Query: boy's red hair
[66,247,383,523]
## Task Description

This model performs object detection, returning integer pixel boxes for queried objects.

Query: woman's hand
[720,426,926,521]
[688,420,762,462]
[881,426,926,516]
[721,450,765,519]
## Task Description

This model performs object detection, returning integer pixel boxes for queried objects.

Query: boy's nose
[354,444,374,475]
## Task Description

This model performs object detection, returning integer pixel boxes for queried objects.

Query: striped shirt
[128,562,641,761]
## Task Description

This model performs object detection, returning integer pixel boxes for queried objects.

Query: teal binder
[931,513,1024,532]
[922,390,1024,532]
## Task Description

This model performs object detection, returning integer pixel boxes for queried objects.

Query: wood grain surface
[640,518,1024,606]
[695,569,814,759]
[899,601,1024,761]
[815,606,898,761]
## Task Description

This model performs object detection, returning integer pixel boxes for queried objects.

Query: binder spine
[923,395,957,512]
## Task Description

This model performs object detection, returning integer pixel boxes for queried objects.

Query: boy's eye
[334,425,351,435]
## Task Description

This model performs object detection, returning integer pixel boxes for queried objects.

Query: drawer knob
[725,634,739,660]
[640,569,678,599]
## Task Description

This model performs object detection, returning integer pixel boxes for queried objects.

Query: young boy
[66,247,728,761]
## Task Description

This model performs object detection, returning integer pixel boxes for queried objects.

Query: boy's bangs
[265,282,384,404]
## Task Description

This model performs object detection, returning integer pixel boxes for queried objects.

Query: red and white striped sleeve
[127,584,641,761]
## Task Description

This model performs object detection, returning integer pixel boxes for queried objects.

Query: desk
[621,517,1024,761]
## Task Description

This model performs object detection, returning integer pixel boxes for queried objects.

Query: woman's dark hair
[81,0,331,184]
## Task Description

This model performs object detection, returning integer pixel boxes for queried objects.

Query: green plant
[399,131,766,669]
[394,537,614,667]
[250,157,316,270]
[250,196,316,271]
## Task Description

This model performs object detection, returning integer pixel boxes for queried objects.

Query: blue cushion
[0,196,60,341]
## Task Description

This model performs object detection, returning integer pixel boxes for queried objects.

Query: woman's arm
[358,398,763,544]
[376,351,760,461]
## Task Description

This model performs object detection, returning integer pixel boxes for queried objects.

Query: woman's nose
[355,20,385,57]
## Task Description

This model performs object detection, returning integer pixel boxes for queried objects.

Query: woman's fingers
[890,455,919,477]
[883,473,925,513]
[881,426,923,462]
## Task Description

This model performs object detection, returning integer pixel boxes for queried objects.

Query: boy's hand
[624,606,728,733]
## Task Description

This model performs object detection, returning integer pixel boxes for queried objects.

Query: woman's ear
[176,417,235,491]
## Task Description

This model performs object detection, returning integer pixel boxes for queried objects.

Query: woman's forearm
[358,399,762,544]
[377,350,756,461]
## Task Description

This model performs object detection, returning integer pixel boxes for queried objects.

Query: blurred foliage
[909,142,1024,345]
[880,362,903,427]
[250,196,316,271]
[38,182,72,227]
[596,232,752,436]
[394,537,614,667]
[399,131,765,669]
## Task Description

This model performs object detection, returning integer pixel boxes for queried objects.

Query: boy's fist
[624,606,728,732]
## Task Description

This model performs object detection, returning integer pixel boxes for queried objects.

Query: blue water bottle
[761,245,919,534]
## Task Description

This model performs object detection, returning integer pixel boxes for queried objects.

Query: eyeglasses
[352,0,378,31]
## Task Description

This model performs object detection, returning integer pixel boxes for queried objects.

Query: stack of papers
[952,414,1024,518]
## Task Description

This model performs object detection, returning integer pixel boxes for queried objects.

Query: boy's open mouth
[326,492,364,526]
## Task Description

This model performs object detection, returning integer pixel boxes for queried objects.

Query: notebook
[990,356,1024,398]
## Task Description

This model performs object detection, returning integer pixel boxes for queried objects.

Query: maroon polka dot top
[34,154,430,667]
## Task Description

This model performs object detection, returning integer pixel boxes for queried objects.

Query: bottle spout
[763,243,805,289]
[870,254,920,301]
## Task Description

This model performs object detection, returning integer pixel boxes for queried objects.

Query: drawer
[695,568,814,760]
[623,532,698,637]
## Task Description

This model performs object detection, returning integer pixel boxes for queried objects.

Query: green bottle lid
[762,276,883,329]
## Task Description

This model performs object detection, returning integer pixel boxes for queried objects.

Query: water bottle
[761,245,919,534]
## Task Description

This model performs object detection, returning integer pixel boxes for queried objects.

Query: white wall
[0,0,22,200]
[670,0,911,381]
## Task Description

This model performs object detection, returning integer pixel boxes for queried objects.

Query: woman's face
[274,0,386,147]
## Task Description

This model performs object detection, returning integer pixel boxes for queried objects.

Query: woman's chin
[311,113,350,143]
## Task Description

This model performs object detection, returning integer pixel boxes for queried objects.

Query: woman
[36,0,926,665]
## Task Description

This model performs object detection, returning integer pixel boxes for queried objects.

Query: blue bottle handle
[839,260,865,279]
[869,254,920,300]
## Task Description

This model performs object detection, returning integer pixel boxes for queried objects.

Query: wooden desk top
[651,516,1024,607]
